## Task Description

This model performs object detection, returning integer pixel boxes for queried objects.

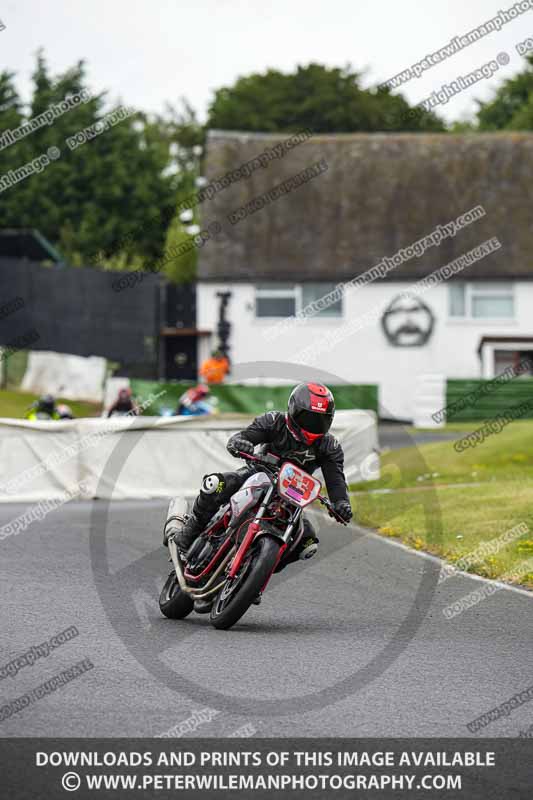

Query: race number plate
[277,462,321,508]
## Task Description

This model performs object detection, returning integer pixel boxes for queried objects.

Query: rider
[25,394,60,420]
[175,382,353,562]
[176,384,211,416]
[107,387,138,417]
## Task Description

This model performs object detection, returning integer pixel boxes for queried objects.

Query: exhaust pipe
[163,496,194,593]
[163,496,189,546]
[164,496,235,599]
[167,538,192,593]
[168,538,234,599]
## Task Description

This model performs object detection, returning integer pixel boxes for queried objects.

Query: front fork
[227,484,275,579]
[262,509,304,588]
[228,483,302,590]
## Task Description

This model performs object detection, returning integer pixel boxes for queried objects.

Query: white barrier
[413,373,446,429]
[0,411,378,503]
[21,351,107,402]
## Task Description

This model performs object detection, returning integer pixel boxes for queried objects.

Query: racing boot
[176,474,226,552]
[275,533,319,573]
[297,535,319,560]
[176,513,204,553]
[295,518,319,562]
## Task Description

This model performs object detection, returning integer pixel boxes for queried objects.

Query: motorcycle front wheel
[210,536,280,630]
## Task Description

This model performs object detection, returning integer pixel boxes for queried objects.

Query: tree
[0,52,176,267]
[151,99,206,283]
[475,55,533,130]
[207,63,444,133]
[0,70,30,224]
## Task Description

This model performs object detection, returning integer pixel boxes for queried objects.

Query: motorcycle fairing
[229,471,271,526]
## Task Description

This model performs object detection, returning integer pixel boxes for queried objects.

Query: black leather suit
[191,411,350,534]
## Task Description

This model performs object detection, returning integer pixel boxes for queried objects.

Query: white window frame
[254,283,344,321]
[448,282,515,323]
[255,284,297,319]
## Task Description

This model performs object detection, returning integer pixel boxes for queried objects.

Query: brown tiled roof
[199,131,532,282]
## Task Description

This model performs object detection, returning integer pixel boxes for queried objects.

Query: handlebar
[237,451,348,525]
[317,494,348,525]
[236,450,280,468]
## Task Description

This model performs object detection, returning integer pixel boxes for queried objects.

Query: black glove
[332,500,352,523]
[227,436,254,457]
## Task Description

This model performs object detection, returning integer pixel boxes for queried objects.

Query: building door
[164,336,197,380]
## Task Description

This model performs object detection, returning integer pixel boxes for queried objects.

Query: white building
[198,131,533,421]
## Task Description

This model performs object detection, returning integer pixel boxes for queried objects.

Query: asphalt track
[1,493,532,738]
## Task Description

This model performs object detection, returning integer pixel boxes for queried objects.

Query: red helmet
[286,382,335,445]
[190,384,209,402]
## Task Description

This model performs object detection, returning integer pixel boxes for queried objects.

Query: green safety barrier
[130,380,378,416]
[445,378,533,422]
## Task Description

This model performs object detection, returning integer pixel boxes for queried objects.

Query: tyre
[159,571,194,619]
[210,536,280,630]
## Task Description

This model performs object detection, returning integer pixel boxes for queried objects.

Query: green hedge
[446,378,533,421]
[1,348,29,390]
[130,380,378,416]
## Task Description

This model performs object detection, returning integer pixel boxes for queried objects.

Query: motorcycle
[159,450,347,630]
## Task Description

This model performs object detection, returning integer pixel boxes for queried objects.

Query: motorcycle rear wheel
[159,571,194,619]
[210,536,280,630]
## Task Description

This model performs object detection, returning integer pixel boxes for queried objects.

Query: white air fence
[0,410,378,503]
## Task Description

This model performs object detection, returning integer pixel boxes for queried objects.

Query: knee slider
[201,473,225,495]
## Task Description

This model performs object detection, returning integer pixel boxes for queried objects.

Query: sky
[1,0,531,124]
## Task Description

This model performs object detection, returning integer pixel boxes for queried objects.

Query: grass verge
[0,389,101,419]
[350,422,533,590]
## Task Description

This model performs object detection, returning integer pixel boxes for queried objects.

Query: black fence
[0,259,162,375]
